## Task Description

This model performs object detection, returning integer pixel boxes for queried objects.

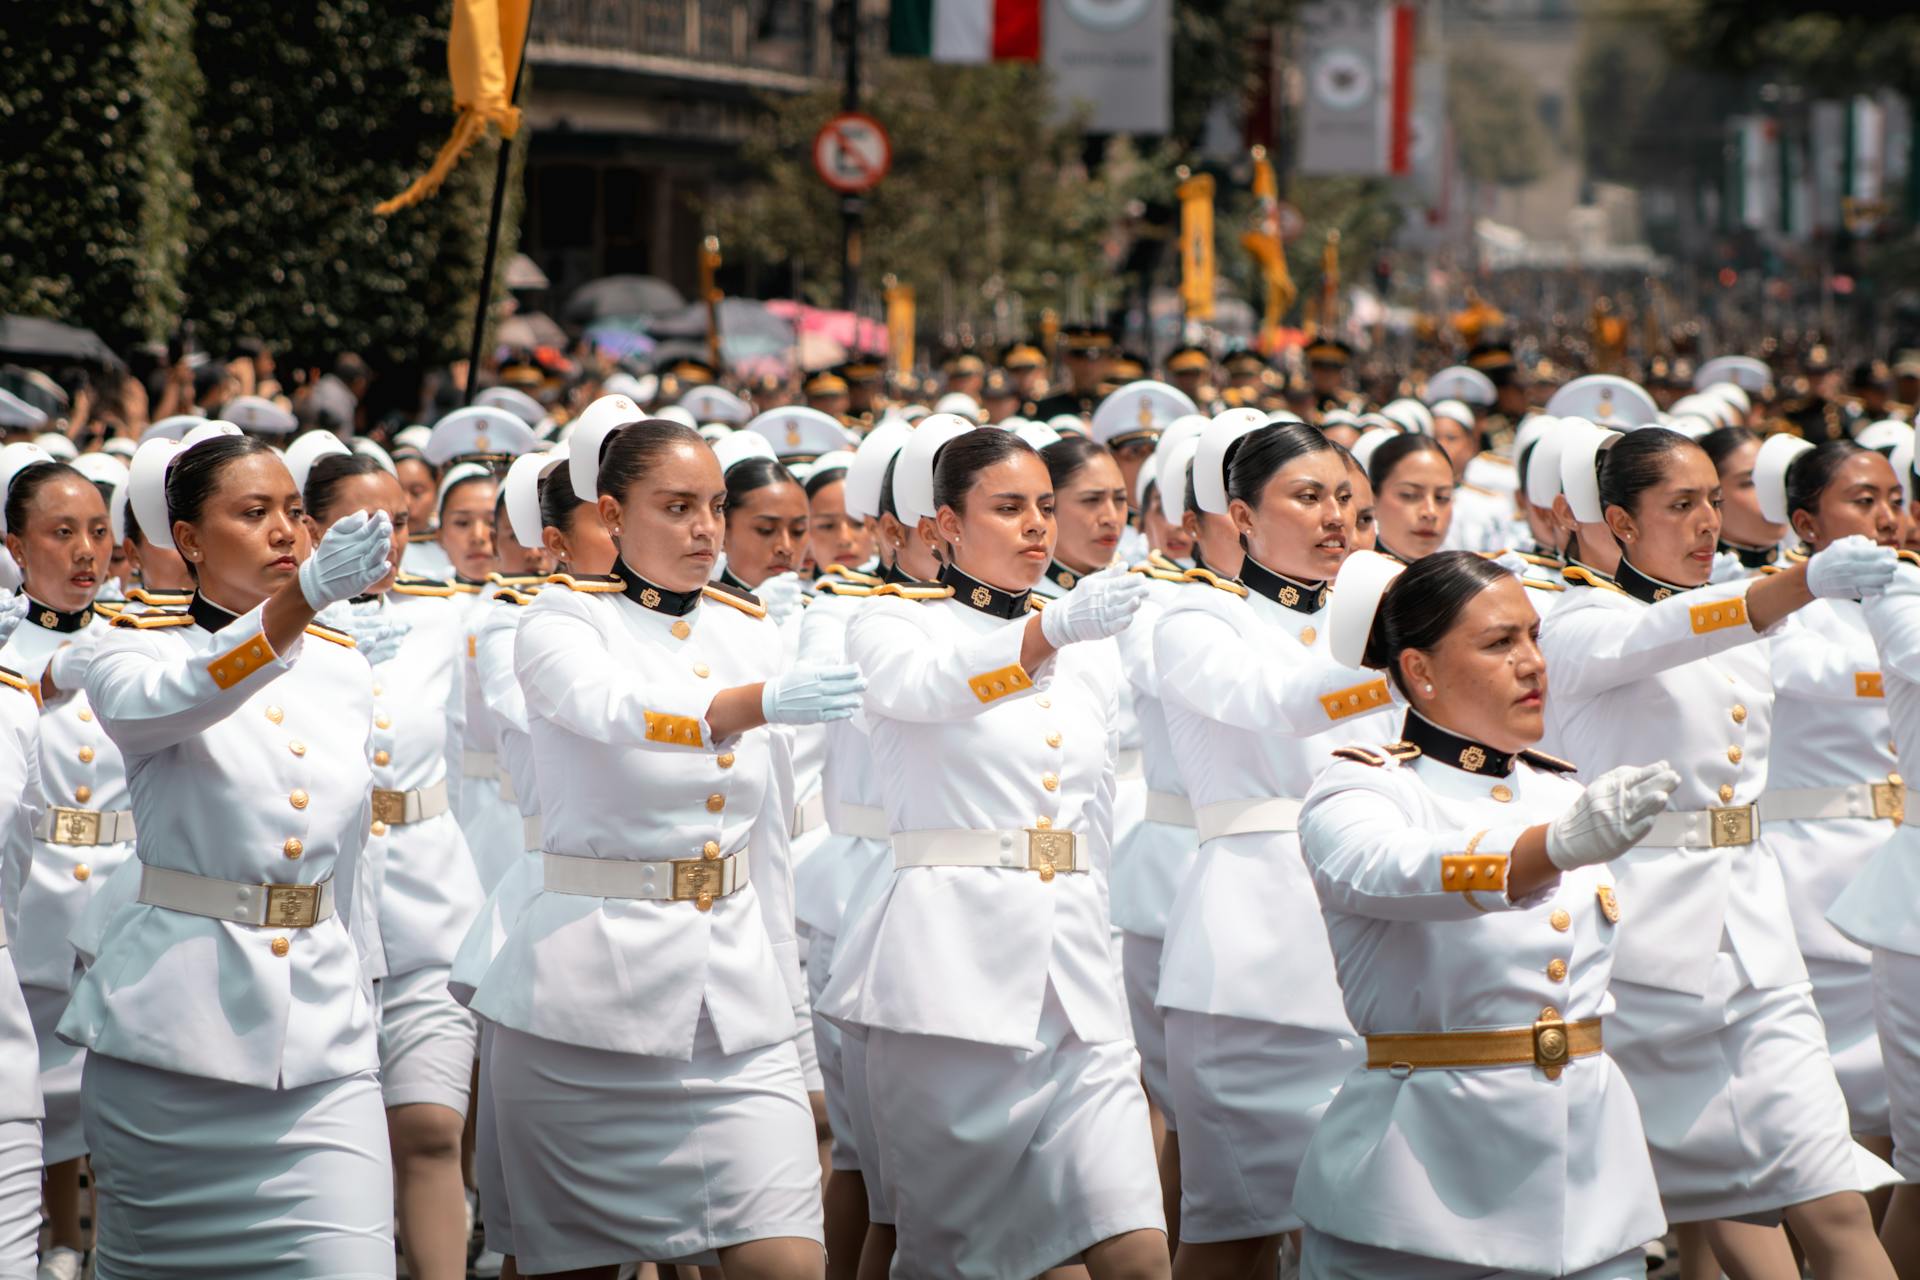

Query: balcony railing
[529,0,820,83]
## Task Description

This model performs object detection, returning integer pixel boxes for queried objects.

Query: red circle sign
[813,112,892,195]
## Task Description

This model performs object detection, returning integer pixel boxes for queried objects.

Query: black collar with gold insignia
[1372,541,1412,567]
[938,563,1031,619]
[1044,560,1087,593]
[1239,556,1329,615]
[612,558,700,617]
[453,573,488,590]
[188,593,240,632]
[1401,712,1516,777]
[1614,557,1692,605]
[23,598,94,633]
[1718,538,1779,570]
[880,560,914,586]
[718,566,763,597]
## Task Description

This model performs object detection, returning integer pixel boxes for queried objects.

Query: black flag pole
[463,8,535,407]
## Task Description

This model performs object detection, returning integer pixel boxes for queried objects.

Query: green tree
[1447,48,1549,188]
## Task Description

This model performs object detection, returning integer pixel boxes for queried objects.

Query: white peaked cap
[1328,549,1406,670]
[1192,409,1267,516]
[504,446,568,551]
[1753,432,1814,526]
[1558,418,1620,524]
[567,394,647,503]
[844,420,912,522]
[892,414,976,525]
[284,430,352,496]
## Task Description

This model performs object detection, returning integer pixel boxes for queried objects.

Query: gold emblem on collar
[1459,744,1487,771]
[1278,585,1300,607]
[640,587,662,609]
[1318,586,1331,608]
[1653,587,1673,601]
[39,610,57,629]
[1059,571,1076,590]
[971,586,992,608]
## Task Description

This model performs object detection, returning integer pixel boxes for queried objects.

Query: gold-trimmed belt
[1640,804,1757,848]
[541,849,747,911]
[370,777,450,826]
[891,827,1082,881]
[1764,778,1906,825]
[136,863,335,928]
[34,807,135,846]
[1366,1008,1602,1080]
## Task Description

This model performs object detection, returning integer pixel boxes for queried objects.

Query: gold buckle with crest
[263,883,322,928]
[1026,829,1078,882]
[1708,804,1756,847]
[1532,1007,1571,1079]
[49,807,101,846]
[371,789,407,826]
[672,857,726,910]
[1873,776,1905,823]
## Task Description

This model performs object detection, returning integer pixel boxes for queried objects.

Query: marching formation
[3,337,1920,1280]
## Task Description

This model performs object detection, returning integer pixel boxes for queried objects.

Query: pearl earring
[1423,683,1434,694]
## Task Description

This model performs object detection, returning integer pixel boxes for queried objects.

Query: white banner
[1044,0,1170,135]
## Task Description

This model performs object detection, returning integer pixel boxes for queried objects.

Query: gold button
[266,705,283,724]
[1490,784,1513,803]
[74,786,91,804]
[703,840,721,859]
[370,820,387,837]
[1035,815,1053,829]
[270,937,290,958]
[1730,704,1747,724]
[717,752,736,769]
[1719,783,1735,803]
[1547,958,1568,982]
[695,893,714,911]
[288,740,306,757]
[1046,732,1062,748]
[1550,909,1571,932]
[374,714,391,730]
[283,838,304,860]
[73,863,90,882]
[371,684,383,696]
[1727,746,1743,764]
[671,620,691,640]
[373,750,390,766]
[77,709,91,722]
[290,788,309,810]
[77,746,94,764]
[1038,864,1055,882]
[706,794,725,812]
[693,663,710,678]
[1041,772,1059,791]
[1299,626,1316,646]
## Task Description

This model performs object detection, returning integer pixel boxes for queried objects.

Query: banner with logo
[1044,0,1170,135]
[1297,0,1416,178]
[1177,172,1216,320]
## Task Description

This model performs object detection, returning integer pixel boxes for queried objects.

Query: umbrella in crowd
[0,314,125,369]
[561,275,686,325]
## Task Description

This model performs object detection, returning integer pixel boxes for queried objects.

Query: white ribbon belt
[34,807,135,846]
[1762,781,1908,824]
[832,803,889,841]
[137,863,336,928]
[1194,797,1302,842]
[1143,790,1195,827]
[370,777,450,826]
[791,793,827,840]
[523,814,542,849]
[1116,749,1145,782]
[892,827,1084,876]
[542,850,748,904]
[1640,804,1758,849]
[461,750,498,780]
[497,768,516,804]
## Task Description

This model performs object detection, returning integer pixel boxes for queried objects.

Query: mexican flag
[889,0,1041,61]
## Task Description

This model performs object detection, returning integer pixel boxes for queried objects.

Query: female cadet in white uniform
[816,424,1169,1280]
[302,446,482,1280]
[1699,425,1789,572]
[66,429,398,1277]
[1754,438,1902,1151]
[1365,432,1456,563]
[1537,425,1899,1280]
[0,642,44,1278]
[1297,548,1675,1279]
[470,415,862,1279]
[1151,421,1391,1278]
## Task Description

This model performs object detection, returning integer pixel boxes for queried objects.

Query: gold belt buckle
[1708,804,1755,847]
[1532,1006,1571,1080]
[672,858,724,911]
[370,789,407,826]
[1872,777,1905,823]
[50,807,101,846]
[263,883,322,928]
[1026,829,1076,882]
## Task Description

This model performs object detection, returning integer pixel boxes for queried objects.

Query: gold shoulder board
[1028,596,1048,612]
[395,573,449,588]
[1562,565,1626,595]
[1147,549,1187,574]
[815,580,875,598]
[1184,567,1250,597]
[1330,745,1386,766]
[1521,748,1577,773]
[304,623,357,648]
[702,584,769,619]
[1383,740,1422,762]
[493,588,539,606]
[1129,561,1189,583]
[1474,451,1515,468]
[1522,578,1566,592]
[487,572,546,588]
[1899,550,1920,569]
[823,563,884,586]
[873,583,954,602]
[127,588,193,607]
[545,573,623,594]
[0,664,38,705]
[392,580,458,598]
[110,610,194,629]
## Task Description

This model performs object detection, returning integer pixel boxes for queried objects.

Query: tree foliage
[1446,48,1549,189]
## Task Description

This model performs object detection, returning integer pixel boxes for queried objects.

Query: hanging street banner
[1044,0,1171,135]
[1297,0,1418,178]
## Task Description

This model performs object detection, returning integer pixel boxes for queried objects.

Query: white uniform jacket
[0,671,45,1123]
[1110,562,1199,939]
[817,585,1129,1049]
[64,601,379,1088]
[1152,567,1397,1030]
[473,588,539,831]
[468,574,805,1059]
[1296,742,1664,1275]
[1539,572,1805,995]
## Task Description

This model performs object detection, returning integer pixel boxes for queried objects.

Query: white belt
[1194,797,1301,842]
[1762,781,1907,824]
[462,750,498,780]
[1144,790,1195,827]
[832,803,889,841]
[137,863,336,928]
[1640,804,1758,849]
[370,776,450,826]
[791,792,827,839]
[892,827,1083,878]
[34,807,135,846]
[523,814,542,849]
[497,769,516,804]
[542,849,747,907]
[1116,749,1144,782]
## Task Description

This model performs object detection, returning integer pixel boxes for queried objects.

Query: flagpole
[464,5,535,407]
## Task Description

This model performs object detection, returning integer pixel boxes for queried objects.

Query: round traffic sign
[813,112,893,195]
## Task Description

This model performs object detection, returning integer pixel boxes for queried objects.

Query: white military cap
[681,385,752,426]
[1140,414,1209,513]
[745,406,854,463]
[1192,408,1267,516]
[1557,418,1621,523]
[1156,433,1202,524]
[1704,382,1751,416]
[101,436,137,461]
[1520,419,1571,509]
[1425,365,1497,406]
[1047,413,1089,437]
[1380,398,1434,434]
[33,432,77,461]
[391,425,434,456]
[602,372,659,404]
[126,424,243,553]
[1662,414,1716,441]
[1430,399,1475,427]
[566,393,648,502]
[475,386,546,428]
[1695,355,1772,395]
[654,404,698,430]
[1753,433,1814,525]
[935,392,983,423]
[1015,422,1062,452]
[711,427,778,475]
[1892,437,1915,506]
[71,451,129,488]
[436,462,494,518]
[1091,381,1197,451]
[425,405,537,465]
[0,389,48,431]
[284,430,352,495]
[697,423,731,445]
[1328,549,1406,669]
[844,420,913,522]
[808,448,858,478]
[351,437,399,476]
[1320,408,1362,433]
[1545,375,1660,429]
[1349,427,1400,473]
[1667,393,1737,429]
[1856,419,1915,453]
[141,414,213,443]
[0,443,57,534]
[1265,410,1306,426]
[893,414,976,525]
[504,446,569,551]
[221,394,298,435]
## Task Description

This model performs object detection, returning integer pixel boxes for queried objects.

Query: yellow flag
[377,0,532,214]
[1238,147,1296,346]
[886,284,916,376]
[1177,173,1216,321]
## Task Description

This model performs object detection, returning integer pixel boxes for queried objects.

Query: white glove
[1039,567,1148,648]
[298,510,394,611]
[47,626,107,694]
[758,572,806,623]
[1707,551,1746,584]
[317,599,412,666]
[761,664,867,725]
[1545,761,1681,871]
[0,595,25,647]
[1806,534,1898,599]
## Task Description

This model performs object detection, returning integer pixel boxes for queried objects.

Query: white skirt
[1608,958,1899,1224]
[805,929,858,1171]
[0,1119,39,1277]
[1301,1230,1644,1280]
[1165,1009,1361,1242]
[840,1026,893,1224]
[1874,947,1920,1180]
[473,1022,514,1257]
[1805,956,1889,1136]
[82,1055,393,1278]
[376,964,477,1115]
[1121,931,1175,1130]
[23,982,85,1164]
[866,983,1164,1279]
[488,1018,823,1273]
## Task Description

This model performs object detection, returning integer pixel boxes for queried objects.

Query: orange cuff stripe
[1857,672,1885,698]
[1320,678,1391,721]
[208,633,276,690]
[643,711,706,746]
[1440,853,1507,893]
[1689,598,1748,634]
[969,663,1033,704]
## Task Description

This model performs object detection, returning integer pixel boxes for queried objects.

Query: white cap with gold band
[1753,433,1815,526]
[1328,549,1408,670]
